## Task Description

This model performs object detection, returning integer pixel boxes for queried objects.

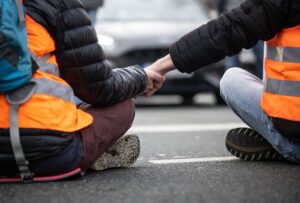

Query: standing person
[0,0,164,182]
[145,0,300,163]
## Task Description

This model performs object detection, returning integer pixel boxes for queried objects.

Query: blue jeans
[220,68,300,163]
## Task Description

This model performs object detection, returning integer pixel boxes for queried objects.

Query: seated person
[0,0,164,180]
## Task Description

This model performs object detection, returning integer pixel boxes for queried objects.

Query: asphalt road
[1,96,300,203]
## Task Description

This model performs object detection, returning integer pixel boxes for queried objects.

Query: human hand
[143,54,176,96]
[145,54,176,75]
[143,69,165,97]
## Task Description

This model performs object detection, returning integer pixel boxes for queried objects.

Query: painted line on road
[128,122,247,133]
[149,156,238,164]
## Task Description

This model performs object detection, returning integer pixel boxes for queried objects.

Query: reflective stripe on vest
[261,25,300,121]
[0,9,92,181]
[0,70,93,132]
[31,53,60,77]
[39,62,60,77]
[267,46,300,63]
[264,78,300,97]
[32,77,75,103]
[0,13,93,132]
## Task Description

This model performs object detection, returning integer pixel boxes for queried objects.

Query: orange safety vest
[0,15,93,132]
[261,25,300,122]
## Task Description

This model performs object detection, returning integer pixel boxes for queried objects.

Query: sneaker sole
[91,134,140,171]
[226,128,283,161]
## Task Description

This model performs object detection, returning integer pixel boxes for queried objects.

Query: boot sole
[226,128,284,161]
[91,134,140,170]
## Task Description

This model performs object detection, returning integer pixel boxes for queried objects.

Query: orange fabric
[261,92,300,121]
[262,26,300,121]
[33,67,69,86]
[0,71,93,132]
[0,15,93,132]
[267,25,300,47]
[264,59,300,81]
[26,15,56,57]
[46,55,58,66]
[27,15,58,67]
[0,94,93,132]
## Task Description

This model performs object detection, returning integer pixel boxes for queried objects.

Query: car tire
[181,94,195,106]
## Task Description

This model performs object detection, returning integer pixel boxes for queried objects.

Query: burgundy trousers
[77,99,135,171]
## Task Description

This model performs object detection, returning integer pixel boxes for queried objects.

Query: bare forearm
[151,54,176,75]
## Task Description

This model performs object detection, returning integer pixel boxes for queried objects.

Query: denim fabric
[220,68,300,163]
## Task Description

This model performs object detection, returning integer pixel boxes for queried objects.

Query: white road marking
[172,156,190,159]
[149,156,238,164]
[128,122,247,133]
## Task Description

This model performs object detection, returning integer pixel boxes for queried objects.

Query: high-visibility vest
[0,15,93,132]
[261,25,300,122]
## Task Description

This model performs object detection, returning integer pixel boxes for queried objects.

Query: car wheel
[182,94,195,106]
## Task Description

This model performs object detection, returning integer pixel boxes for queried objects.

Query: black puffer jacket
[170,0,300,140]
[24,0,147,106]
[170,0,300,73]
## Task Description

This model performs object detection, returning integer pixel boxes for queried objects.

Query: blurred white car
[95,0,225,104]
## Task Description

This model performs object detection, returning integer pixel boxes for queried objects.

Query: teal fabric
[0,0,32,92]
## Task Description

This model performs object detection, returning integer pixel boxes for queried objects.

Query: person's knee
[117,99,136,128]
[124,99,135,118]
[220,68,243,100]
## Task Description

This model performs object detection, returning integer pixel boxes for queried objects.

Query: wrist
[155,54,175,74]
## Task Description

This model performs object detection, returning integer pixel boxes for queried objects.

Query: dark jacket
[24,0,147,106]
[170,0,300,73]
[170,0,300,140]
[0,0,147,176]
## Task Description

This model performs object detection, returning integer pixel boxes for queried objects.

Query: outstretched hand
[144,69,165,97]
[143,54,176,97]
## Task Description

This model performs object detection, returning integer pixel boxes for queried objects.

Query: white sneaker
[90,134,140,171]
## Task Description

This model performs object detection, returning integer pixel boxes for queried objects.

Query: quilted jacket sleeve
[24,0,147,106]
[170,0,299,73]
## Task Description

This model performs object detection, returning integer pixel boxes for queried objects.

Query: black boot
[226,128,284,161]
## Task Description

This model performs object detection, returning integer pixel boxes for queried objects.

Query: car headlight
[97,34,115,47]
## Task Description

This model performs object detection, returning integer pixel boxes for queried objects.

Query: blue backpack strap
[14,0,26,26]
[0,0,32,93]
